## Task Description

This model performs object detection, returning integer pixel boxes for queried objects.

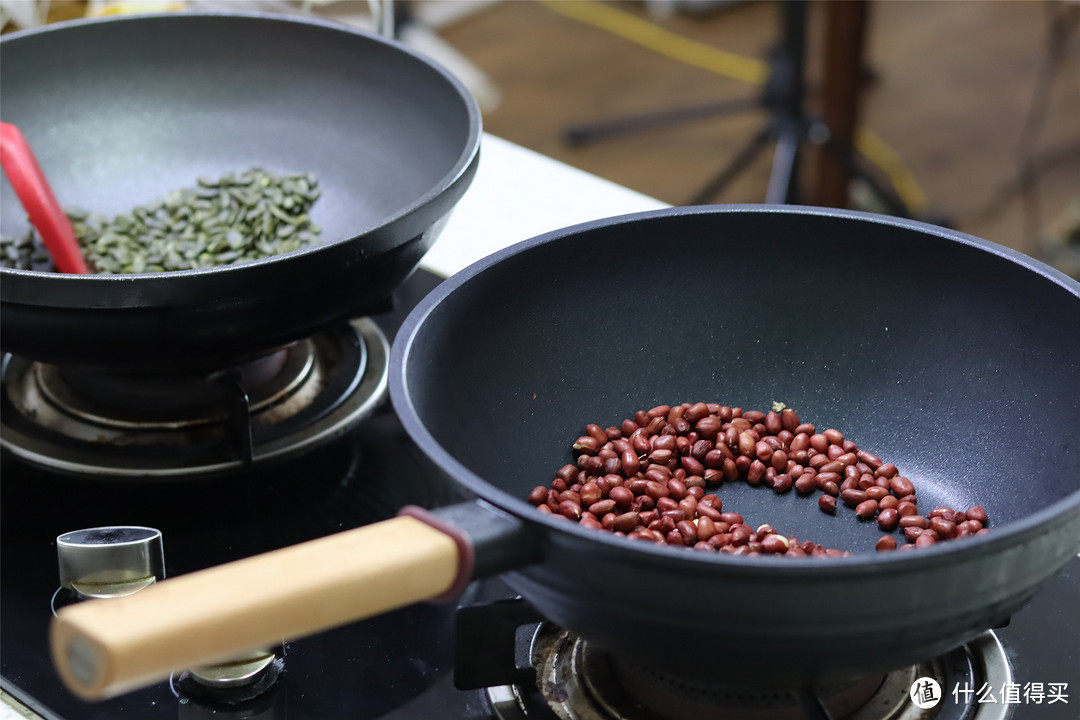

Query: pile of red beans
[527,403,990,556]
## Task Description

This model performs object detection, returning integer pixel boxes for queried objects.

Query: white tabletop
[420,133,668,278]
[0,134,666,719]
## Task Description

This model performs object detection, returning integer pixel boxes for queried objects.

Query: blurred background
[3,0,1078,276]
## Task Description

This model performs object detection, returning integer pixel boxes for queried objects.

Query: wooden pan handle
[50,515,462,700]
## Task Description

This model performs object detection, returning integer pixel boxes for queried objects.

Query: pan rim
[0,9,483,289]
[391,203,1080,575]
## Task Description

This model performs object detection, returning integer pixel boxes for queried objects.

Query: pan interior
[401,210,1080,551]
[0,14,475,245]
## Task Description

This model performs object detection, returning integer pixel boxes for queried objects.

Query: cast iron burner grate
[486,623,1012,720]
[0,317,389,477]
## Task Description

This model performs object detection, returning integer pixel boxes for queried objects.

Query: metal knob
[57,526,165,599]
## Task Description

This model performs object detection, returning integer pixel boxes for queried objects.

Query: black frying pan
[0,12,481,370]
[48,206,1080,700]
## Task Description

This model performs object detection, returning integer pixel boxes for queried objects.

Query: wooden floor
[435,0,1080,266]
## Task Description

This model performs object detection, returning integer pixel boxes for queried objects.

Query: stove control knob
[57,526,165,600]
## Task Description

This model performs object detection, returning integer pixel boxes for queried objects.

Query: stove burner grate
[488,623,1013,720]
[0,318,389,477]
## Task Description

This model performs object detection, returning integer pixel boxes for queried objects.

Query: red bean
[966,505,989,526]
[915,533,936,548]
[674,521,697,545]
[896,501,918,517]
[580,482,603,506]
[741,410,764,423]
[899,515,928,529]
[589,499,616,516]
[644,481,668,500]
[927,505,952,518]
[875,463,899,479]
[765,411,783,435]
[889,476,915,497]
[841,489,869,507]
[816,471,842,487]
[730,526,752,546]
[695,503,722,522]
[579,516,603,530]
[823,428,844,446]
[613,512,640,533]
[557,501,582,520]
[609,486,634,509]
[875,536,897,552]
[528,486,549,505]
[856,450,883,470]
[836,452,858,467]
[879,495,899,511]
[877,508,899,531]
[780,409,800,432]
[865,486,889,501]
[761,534,790,554]
[794,474,817,495]
[680,456,705,477]
[685,402,710,423]
[695,416,723,440]
[746,459,767,486]
[930,518,957,539]
[769,474,791,493]
[855,499,879,519]
[818,495,837,513]
[903,527,925,542]
[959,519,983,535]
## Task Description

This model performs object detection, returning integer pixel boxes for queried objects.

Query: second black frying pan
[0,12,481,370]
[48,206,1080,700]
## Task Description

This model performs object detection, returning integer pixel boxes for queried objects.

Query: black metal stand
[563,1,913,215]
[565,1,812,205]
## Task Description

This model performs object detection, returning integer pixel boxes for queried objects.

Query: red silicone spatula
[1,122,90,273]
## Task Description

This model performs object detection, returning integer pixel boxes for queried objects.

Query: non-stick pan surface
[392,205,1080,683]
[0,13,481,369]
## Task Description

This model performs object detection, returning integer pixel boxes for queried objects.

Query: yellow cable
[855,128,928,214]
[539,0,769,85]
[538,0,927,213]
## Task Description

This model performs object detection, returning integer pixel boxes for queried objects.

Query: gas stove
[2,270,1077,720]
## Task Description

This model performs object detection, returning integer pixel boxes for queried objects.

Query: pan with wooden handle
[51,206,1080,701]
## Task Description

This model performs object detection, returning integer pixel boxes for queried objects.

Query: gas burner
[0,318,389,477]
[488,624,1012,720]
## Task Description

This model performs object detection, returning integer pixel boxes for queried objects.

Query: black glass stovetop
[2,270,1078,720]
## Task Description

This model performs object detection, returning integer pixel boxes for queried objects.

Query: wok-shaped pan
[0,12,481,370]
[49,207,1080,700]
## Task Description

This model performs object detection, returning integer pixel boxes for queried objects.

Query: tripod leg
[766,122,802,204]
[564,97,761,146]
[688,123,775,205]
[820,139,912,218]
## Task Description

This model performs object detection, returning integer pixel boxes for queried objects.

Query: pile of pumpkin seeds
[0,168,323,273]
